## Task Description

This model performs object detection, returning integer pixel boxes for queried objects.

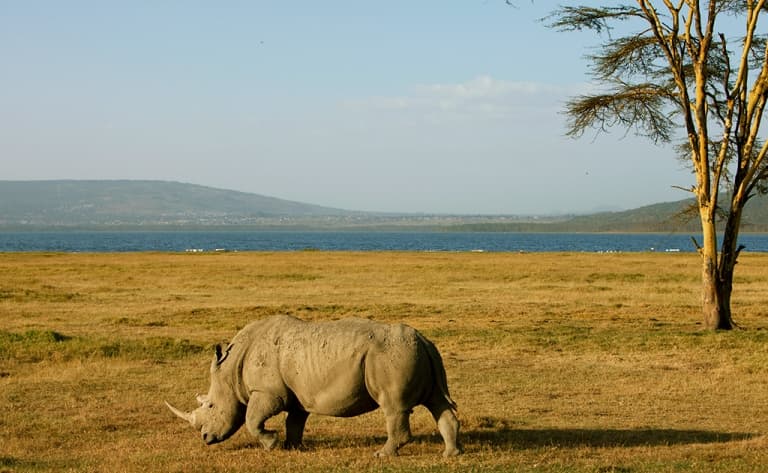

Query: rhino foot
[258,431,279,450]
[442,446,462,457]
[283,440,304,451]
[373,448,399,458]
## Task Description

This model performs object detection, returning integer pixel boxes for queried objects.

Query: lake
[3,231,768,253]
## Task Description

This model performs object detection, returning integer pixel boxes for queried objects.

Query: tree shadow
[460,425,755,450]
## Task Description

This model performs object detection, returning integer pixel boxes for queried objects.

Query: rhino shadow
[461,426,754,450]
[224,426,753,454]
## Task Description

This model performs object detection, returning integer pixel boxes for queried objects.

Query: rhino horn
[165,401,194,425]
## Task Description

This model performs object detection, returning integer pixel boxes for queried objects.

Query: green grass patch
[586,272,646,283]
[0,329,204,363]
[256,273,322,281]
[0,286,84,302]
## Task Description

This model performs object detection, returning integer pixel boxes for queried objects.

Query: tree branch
[544,6,643,34]
[564,83,675,142]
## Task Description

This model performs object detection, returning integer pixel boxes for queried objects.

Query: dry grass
[2,251,768,472]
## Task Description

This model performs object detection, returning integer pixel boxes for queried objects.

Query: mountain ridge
[1,180,767,232]
[0,180,360,227]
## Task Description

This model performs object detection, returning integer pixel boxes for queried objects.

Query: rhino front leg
[374,410,412,457]
[284,409,309,449]
[245,392,284,450]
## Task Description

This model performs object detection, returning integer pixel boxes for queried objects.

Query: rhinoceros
[165,315,460,457]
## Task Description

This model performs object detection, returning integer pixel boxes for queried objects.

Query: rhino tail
[419,332,457,413]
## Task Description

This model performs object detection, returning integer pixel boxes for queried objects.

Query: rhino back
[239,316,431,417]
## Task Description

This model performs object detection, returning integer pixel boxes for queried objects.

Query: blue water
[2,231,768,253]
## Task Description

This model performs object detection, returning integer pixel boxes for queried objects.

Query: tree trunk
[699,209,734,330]
[701,266,733,330]
[715,202,746,330]
[700,205,741,331]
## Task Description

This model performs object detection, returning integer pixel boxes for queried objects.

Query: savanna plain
[2,250,768,473]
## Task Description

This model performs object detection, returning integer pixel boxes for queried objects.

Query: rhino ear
[215,344,223,361]
[210,343,232,372]
[210,345,222,372]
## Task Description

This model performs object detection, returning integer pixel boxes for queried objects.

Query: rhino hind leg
[426,400,461,457]
[374,410,412,457]
[245,393,284,450]
[284,409,309,449]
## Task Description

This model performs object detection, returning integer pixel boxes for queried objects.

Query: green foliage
[545,5,642,34]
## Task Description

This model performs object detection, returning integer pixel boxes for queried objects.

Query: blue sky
[1,1,695,214]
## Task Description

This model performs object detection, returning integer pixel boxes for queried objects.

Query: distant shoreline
[0,225,766,234]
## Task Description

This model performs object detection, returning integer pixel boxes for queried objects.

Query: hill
[452,197,768,233]
[1,180,768,231]
[561,195,768,232]
[0,180,359,227]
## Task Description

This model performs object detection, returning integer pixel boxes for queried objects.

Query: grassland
[2,251,768,472]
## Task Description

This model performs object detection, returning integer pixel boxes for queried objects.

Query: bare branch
[672,184,696,193]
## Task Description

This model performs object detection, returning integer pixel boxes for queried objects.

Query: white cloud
[343,75,586,122]
[420,75,545,100]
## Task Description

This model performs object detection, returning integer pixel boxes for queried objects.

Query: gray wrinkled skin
[166,315,461,457]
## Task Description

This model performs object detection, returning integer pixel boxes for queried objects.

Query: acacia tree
[546,1,768,330]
